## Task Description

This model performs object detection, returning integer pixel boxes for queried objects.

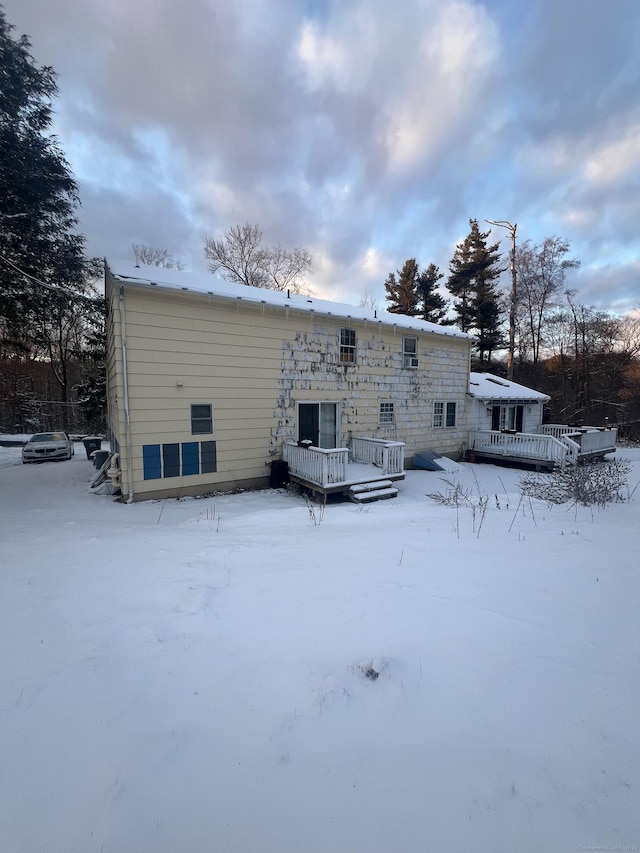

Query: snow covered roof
[468,372,550,402]
[106,260,473,341]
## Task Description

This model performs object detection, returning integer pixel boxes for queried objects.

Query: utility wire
[0,253,102,302]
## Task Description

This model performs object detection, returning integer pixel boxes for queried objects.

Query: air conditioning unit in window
[405,356,419,368]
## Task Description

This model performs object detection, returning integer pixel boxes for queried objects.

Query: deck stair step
[348,481,398,503]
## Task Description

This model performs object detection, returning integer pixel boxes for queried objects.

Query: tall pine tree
[0,8,103,429]
[446,219,505,362]
[416,263,449,324]
[0,8,95,347]
[384,258,420,316]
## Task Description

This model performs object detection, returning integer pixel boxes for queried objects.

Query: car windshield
[31,432,66,442]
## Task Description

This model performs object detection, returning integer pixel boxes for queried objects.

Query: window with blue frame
[142,444,162,479]
[181,442,200,476]
[142,440,217,479]
[142,406,217,480]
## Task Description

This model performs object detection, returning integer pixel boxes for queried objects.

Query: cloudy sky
[4,0,639,313]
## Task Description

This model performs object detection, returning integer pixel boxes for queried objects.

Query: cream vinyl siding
[117,286,287,497]
[106,267,473,499]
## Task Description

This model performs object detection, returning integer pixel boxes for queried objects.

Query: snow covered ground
[1,443,639,853]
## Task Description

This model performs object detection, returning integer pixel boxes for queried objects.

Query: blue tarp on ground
[413,451,444,471]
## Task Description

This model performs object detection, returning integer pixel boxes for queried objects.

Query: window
[298,402,338,449]
[201,441,217,473]
[403,336,418,368]
[143,444,162,480]
[433,401,457,428]
[142,440,217,479]
[181,442,200,476]
[191,404,213,434]
[163,443,180,477]
[379,402,395,425]
[340,328,356,363]
[492,405,523,432]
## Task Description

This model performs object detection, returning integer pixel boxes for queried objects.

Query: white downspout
[119,283,134,502]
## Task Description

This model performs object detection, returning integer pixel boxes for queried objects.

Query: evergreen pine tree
[416,263,449,324]
[0,9,103,428]
[446,219,505,361]
[384,258,420,316]
[0,9,93,346]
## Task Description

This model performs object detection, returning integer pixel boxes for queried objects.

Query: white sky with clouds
[3,0,639,313]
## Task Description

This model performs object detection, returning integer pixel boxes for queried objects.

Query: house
[105,261,474,502]
[468,372,550,434]
[467,372,617,468]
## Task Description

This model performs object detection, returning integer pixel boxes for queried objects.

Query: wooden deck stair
[348,480,399,503]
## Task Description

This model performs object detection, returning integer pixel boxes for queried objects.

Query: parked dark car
[22,432,74,463]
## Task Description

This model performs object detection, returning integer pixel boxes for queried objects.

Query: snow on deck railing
[539,425,617,456]
[282,442,349,486]
[470,430,577,465]
[566,428,617,456]
[350,437,405,475]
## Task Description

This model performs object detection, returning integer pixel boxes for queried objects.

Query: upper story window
[403,336,418,368]
[340,328,356,363]
[191,404,213,434]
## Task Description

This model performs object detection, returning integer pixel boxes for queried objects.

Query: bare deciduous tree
[515,237,579,382]
[359,292,379,310]
[132,244,184,269]
[203,223,312,294]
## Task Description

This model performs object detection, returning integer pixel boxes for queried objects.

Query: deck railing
[282,438,405,488]
[538,424,617,456]
[282,442,349,487]
[350,437,405,475]
[564,428,617,457]
[469,430,580,465]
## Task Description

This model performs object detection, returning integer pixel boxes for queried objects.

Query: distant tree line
[383,220,640,436]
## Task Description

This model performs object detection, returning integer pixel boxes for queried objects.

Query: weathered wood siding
[271,319,470,461]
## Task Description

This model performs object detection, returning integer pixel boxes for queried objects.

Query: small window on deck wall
[339,328,356,363]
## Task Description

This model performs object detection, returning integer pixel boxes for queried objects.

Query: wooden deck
[469,425,617,468]
[282,438,405,497]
